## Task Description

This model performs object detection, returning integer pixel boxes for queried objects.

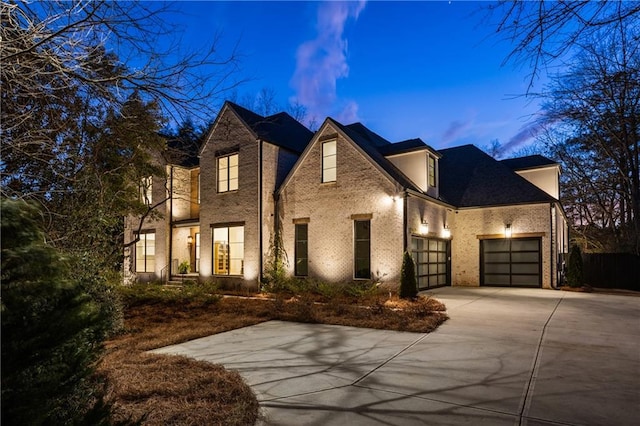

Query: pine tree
[566,245,585,288]
[400,251,418,299]
[1,199,111,425]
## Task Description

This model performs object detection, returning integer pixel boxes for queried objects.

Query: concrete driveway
[150,287,640,425]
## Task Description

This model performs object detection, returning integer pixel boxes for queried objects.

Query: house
[124,102,569,290]
[124,101,313,287]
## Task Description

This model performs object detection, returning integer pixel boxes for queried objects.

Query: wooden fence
[582,253,640,291]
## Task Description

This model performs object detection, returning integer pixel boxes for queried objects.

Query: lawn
[98,283,448,425]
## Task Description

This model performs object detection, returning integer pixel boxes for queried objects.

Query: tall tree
[539,22,640,254]
[1,1,243,271]
[486,1,640,90]
[1,199,113,425]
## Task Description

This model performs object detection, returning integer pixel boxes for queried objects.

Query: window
[197,173,201,204]
[213,225,244,275]
[140,176,153,204]
[217,153,238,192]
[195,232,200,272]
[428,155,436,187]
[322,140,336,182]
[295,224,308,276]
[354,220,370,279]
[135,232,155,272]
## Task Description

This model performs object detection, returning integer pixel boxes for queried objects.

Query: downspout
[258,139,263,286]
[168,166,174,279]
[403,190,408,252]
[550,202,557,289]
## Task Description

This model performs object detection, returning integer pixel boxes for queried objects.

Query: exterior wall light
[187,235,194,247]
[505,224,512,238]
[442,225,451,239]
[419,221,429,235]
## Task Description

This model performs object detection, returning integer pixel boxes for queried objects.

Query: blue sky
[174,1,546,155]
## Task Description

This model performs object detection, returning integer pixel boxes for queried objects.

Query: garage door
[481,238,541,287]
[411,237,450,290]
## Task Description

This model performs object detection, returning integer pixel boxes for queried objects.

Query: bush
[566,245,585,288]
[399,251,418,299]
[344,280,379,299]
[1,198,112,425]
[118,280,221,307]
[178,260,190,274]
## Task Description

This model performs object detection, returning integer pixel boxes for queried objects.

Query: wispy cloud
[441,118,474,145]
[501,120,544,154]
[290,1,366,124]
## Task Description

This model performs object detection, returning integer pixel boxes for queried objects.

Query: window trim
[353,219,371,279]
[217,153,239,193]
[322,140,337,183]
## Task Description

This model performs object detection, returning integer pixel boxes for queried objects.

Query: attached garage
[480,238,541,287]
[412,237,450,290]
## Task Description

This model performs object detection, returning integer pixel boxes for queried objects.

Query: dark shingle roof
[166,138,200,167]
[377,138,440,156]
[329,119,421,192]
[501,155,558,171]
[344,122,391,147]
[439,145,555,207]
[226,101,313,154]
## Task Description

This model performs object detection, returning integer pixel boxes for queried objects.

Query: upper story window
[140,176,152,205]
[322,140,337,183]
[428,155,436,188]
[217,153,238,192]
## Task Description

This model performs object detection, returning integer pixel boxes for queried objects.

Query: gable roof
[226,101,313,153]
[201,101,313,155]
[329,118,422,192]
[501,155,558,171]
[343,122,391,147]
[438,145,556,207]
[377,138,441,157]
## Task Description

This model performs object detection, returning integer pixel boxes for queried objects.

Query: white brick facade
[280,123,404,285]
[124,102,568,291]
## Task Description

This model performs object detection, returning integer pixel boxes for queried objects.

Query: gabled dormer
[501,155,561,200]
[379,139,441,198]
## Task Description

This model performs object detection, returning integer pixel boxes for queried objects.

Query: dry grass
[98,288,448,425]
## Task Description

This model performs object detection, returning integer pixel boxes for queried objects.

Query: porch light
[187,235,193,246]
[442,226,451,239]
[419,221,429,235]
[505,224,512,238]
